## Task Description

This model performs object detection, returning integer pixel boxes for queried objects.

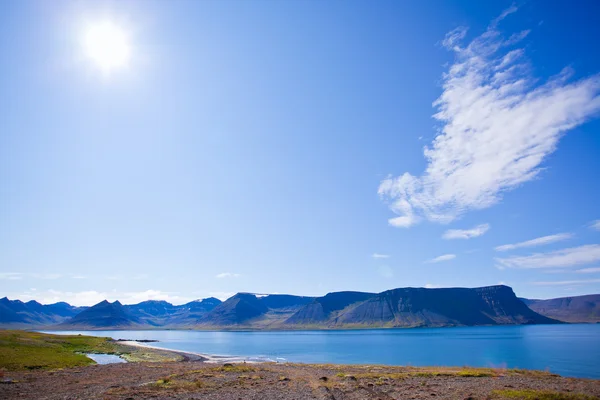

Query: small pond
[85,354,126,364]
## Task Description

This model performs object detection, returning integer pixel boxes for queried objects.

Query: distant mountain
[123,298,222,327]
[521,294,600,323]
[0,297,86,327]
[198,293,314,327]
[286,291,375,324]
[59,300,139,329]
[1,286,569,330]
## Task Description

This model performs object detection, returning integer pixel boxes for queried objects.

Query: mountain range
[1,285,597,330]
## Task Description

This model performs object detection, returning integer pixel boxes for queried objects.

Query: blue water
[46,324,600,379]
[84,353,126,364]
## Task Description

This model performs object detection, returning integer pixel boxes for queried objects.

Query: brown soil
[1,361,599,400]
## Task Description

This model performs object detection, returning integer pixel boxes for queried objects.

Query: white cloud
[372,253,390,259]
[576,267,600,274]
[590,220,600,231]
[427,254,456,263]
[215,272,240,279]
[495,233,573,251]
[532,279,600,286]
[424,283,440,288]
[377,265,394,278]
[442,223,490,239]
[496,244,600,269]
[378,7,600,228]
[5,289,195,307]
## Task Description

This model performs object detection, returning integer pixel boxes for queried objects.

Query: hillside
[521,294,600,323]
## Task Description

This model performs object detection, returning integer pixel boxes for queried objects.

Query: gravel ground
[1,361,599,400]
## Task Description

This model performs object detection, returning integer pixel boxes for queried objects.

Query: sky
[1,0,600,306]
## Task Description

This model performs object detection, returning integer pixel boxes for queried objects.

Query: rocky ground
[1,361,599,400]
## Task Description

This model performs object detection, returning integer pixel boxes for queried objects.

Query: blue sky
[1,0,600,306]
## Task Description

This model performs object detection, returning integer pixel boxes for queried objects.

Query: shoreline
[117,340,268,364]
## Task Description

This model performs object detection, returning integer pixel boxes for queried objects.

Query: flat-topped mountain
[323,286,556,328]
[2,286,581,330]
[521,294,600,323]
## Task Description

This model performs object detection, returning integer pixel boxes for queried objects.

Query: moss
[492,389,597,400]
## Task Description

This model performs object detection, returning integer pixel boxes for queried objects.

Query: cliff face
[522,294,600,323]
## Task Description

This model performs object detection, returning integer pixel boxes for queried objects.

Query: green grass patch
[0,330,123,371]
[212,364,256,373]
[492,389,597,400]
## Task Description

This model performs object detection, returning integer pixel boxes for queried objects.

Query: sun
[84,22,130,72]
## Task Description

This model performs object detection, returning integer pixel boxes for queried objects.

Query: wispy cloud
[0,272,61,280]
[30,273,62,280]
[427,254,456,263]
[378,6,600,228]
[495,233,573,252]
[215,272,240,279]
[532,279,600,286]
[372,253,390,259]
[0,273,23,280]
[590,220,600,231]
[442,223,490,239]
[576,267,600,274]
[496,244,600,269]
[424,283,440,288]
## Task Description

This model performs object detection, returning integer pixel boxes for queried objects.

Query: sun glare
[84,22,130,72]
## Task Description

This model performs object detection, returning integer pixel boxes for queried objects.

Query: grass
[492,389,598,400]
[212,364,256,373]
[0,330,121,371]
[0,330,180,371]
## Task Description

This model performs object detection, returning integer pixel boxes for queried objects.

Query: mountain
[521,294,600,323]
[286,291,375,325]
[1,286,568,329]
[0,297,86,327]
[59,300,139,329]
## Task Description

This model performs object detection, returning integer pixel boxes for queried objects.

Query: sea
[45,324,600,379]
